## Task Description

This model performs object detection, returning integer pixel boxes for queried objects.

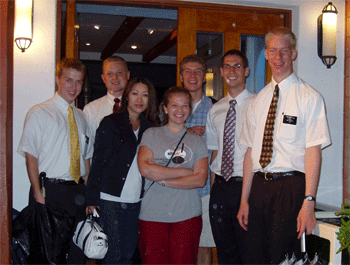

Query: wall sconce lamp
[317,2,338,69]
[14,0,33,52]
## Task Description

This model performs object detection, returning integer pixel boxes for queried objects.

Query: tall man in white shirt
[18,58,93,263]
[237,27,331,264]
[206,50,254,264]
[180,55,215,265]
[83,56,130,142]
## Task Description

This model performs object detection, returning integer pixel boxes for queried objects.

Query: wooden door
[177,7,288,93]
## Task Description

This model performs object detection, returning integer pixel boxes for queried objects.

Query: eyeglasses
[222,63,243,70]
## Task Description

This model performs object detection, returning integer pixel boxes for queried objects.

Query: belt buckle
[264,172,272,181]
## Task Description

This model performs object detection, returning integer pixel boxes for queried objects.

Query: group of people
[18,26,331,265]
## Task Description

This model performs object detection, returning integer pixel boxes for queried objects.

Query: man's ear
[292,48,298,61]
[245,67,250,78]
[55,76,60,87]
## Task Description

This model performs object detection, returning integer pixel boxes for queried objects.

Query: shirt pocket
[277,115,304,145]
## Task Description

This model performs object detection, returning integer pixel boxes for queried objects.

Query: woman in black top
[86,77,159,264]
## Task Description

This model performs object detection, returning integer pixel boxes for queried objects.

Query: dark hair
[161,86,192,126]
[179,55,207,74]
[265,27,297,49]
[118,77,160,126]
[221,49,249,68]
[102,56,128,73]
[56,58,86,77]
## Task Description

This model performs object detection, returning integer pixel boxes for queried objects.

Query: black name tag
[283,115,297,125]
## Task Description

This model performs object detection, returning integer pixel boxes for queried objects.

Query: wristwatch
[162,180,166,186]
[304,195,316,201]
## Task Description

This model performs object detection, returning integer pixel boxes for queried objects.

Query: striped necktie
[221,99,237,181]
[68,106,81,183]
[259,84,279,168]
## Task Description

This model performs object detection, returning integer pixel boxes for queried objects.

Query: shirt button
[122,177,125,181]
[127,164,130,167]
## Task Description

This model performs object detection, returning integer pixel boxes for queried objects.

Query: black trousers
[209,175,247,265]
[29,178,87,264]
[246,172,305,264]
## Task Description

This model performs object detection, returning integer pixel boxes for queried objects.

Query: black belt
[45,178,79,186]
[215,174,243,184]
[255,170,305,181]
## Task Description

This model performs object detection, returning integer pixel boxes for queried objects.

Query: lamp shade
[317,2,338,68]
[14,0,33,52]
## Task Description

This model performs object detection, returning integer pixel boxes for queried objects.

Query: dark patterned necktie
[259,84,279,168]
[113,98,120,113]
[221,99,237,181]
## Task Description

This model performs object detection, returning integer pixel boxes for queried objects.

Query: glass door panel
[196,31,224,100]
[241,34,266,94]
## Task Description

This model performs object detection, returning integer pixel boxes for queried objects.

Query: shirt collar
[106,92,120,104]
[226,88,250,106]
[53,92,74,112]
[272,72,297,93]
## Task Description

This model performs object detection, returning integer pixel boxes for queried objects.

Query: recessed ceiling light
[86,43,91,46]
[94,25,100,30]
[131,45,137,49]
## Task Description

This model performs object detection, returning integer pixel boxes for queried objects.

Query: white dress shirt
[18,93,93,180]
[240,73,332,173]
[206,89,255,177]
[83,92,121,142]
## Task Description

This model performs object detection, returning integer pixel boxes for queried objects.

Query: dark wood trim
[0,0,14,263]
[143,29,177,63]
[101,16,144,60]
[78,0,291,19]
[57,0,63,63]
[66,0,76,58]
[343,0,350,204]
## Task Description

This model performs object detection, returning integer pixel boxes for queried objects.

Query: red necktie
[113,98,120,113]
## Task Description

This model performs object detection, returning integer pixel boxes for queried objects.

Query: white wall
[12,0,345,210]
[13,0,57,210]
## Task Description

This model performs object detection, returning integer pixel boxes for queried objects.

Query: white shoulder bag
[73,212,108,259]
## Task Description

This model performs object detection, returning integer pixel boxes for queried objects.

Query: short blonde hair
[265,27,297,49]
[102,56,128,73]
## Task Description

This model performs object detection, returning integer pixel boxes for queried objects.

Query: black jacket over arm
[86,110,153,206]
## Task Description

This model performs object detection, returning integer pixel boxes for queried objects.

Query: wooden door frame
[0,0,14,263]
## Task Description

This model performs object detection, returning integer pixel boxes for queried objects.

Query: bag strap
[82,214,95,252]
[144,131,187,193]
[165,131,187,167]
[75,213,93,245]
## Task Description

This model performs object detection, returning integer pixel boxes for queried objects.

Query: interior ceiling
[75,4,217,63]
[78,13,178,61]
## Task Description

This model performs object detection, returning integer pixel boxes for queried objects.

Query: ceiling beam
[100,16,144,61]
[142,29,177,63]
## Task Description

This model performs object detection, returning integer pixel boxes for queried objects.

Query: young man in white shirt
[237,27,331,264]
[206,50,254,264]
[83,56,130,142]
[18,58,93,264]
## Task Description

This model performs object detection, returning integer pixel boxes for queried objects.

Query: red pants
[139,216,202,264]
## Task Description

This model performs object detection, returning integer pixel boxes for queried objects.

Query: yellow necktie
[68,106,81,183]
